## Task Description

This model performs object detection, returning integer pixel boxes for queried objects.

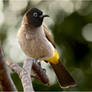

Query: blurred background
[0,0,92,91]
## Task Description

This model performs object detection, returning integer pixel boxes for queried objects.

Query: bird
[17,8,76,88]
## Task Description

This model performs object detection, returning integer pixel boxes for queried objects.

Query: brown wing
[43,24,56,48]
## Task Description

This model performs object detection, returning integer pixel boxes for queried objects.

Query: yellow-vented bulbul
[17,8,76,88]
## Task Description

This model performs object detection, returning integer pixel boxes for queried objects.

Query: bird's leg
[36,56,47,72]
[35,56,46,66]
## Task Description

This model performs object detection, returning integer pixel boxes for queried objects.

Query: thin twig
[0,45,17,91]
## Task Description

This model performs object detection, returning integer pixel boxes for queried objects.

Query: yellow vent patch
[48,50,59,64]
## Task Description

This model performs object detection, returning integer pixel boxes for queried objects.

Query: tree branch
[6,58,49,92]
[32,60,49,85]
[6,58,34,92]
[0,45,17,91]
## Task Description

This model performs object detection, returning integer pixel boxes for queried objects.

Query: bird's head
[26,8,49,27]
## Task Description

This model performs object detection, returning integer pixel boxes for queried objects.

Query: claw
[38,62,41,66]
[43,68,46,73]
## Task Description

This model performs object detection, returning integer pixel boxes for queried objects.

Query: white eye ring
[33,12,38,17]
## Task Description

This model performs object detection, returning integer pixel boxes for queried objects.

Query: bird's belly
[19,36,54,60]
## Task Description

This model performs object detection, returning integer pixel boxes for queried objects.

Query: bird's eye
[33,12,38,17]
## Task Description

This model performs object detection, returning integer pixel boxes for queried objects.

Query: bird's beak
[40,14,49,18]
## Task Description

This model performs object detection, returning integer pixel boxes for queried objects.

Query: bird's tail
[50,60,76,88]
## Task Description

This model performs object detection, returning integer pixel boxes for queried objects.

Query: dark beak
[40,14,49,18]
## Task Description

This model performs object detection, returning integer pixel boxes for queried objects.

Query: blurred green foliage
[0,0,92,91]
